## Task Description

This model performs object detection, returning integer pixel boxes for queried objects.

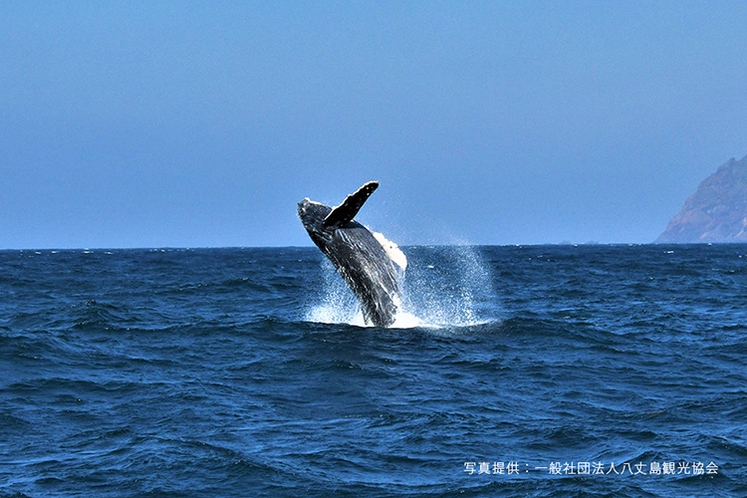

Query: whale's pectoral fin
[323,181,379,228]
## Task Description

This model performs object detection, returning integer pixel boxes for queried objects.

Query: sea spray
[305,258,364,325]
[306,245,495,328]
[399,245,495,327]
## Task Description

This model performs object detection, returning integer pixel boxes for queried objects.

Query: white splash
[305,260,362,325]
[306,244,495,330]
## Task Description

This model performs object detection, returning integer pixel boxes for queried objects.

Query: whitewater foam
[305,245,495,329]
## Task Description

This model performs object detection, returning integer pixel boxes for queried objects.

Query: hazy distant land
[657,154,747,243]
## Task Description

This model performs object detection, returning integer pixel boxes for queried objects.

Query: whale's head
[299,181,377,234]
[298,198,332,238]
[299,181,379,251]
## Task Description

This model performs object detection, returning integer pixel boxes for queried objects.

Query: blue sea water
[1,244,746,497]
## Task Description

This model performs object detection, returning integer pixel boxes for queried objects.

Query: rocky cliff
[656,154,747,243]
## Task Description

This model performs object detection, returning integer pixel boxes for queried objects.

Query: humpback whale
[298,181,406,327]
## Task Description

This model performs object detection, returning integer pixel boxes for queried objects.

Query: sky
[2,1,747,249]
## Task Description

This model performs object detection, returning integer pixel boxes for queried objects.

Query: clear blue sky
[2,1,746,249]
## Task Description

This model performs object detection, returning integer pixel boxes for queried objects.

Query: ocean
[1,244,745,497]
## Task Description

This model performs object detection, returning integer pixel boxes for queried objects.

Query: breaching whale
[298,181,406,327]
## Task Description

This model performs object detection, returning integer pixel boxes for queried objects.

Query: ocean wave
[2,246,746,497]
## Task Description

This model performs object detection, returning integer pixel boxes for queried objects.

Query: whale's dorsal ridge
[323,181,379,228]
